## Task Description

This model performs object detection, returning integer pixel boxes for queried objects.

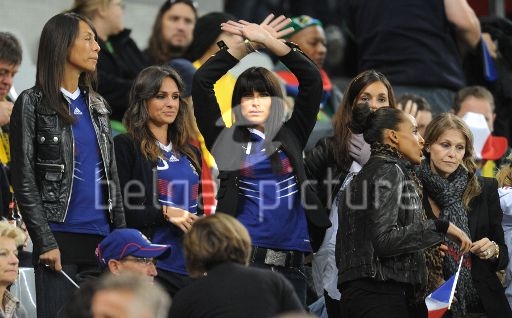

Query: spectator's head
[332,70,395,168]
[184,214,251,278]
[350,103,424,165]
[96,229,170,281]
[453,85,495,132]
[91,273,171,318]
[147,0,198,64]
[168,58,196,98]
[0,32,22,101]
[285,15,326,69]
[70,0,125,41]
[123,65,199,165]
[185,12,237,64]
[497,153,512,188]
[422,112,480,208]
[396,93,432,137]
[37,12,100,123]
[0,221,25,288]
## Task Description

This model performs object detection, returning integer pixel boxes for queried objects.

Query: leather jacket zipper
[35,163,65,172]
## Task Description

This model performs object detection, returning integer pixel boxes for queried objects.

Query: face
[289,26,326,68]
[0,61,19,100]
[105,0,125,36]
[147,77,180,129]
[108,257,157,282]
[416,110,432,137]
[394,114,425,164]
[240,91,272,130]
[92,289,137,318]
[356,81,389,110]
[0,237,19,287]
[456,96,494,131]
[161,3,196,49]
[427,129,466,178]
[67,21,100,74]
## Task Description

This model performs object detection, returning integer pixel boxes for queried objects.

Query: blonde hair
[423,113,481,209]
[183,214,251,278]
[496,154,512,187]
[70,0,111,19]
[0,221,26,247]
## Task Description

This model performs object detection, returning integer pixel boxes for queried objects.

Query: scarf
[416,160,479,317]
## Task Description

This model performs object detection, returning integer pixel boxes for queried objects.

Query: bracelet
[244,39,257,54]
[492,241,500,259]
[217,40,228,50]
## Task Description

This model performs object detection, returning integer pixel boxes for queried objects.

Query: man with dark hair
[0,32,22,217]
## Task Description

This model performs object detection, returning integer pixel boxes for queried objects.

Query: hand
[162,206,199,232]
[221,14,293,48]
[39,248,62,272]
[438,243,448,257]
[445,223,472,254]
[349,133,371,165]
[470,237,496,260]
[396,99,418,118]
[0,101,13,126]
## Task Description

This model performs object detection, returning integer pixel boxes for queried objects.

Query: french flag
[425,257,463,318]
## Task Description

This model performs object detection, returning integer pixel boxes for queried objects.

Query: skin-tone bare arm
[220,14,294,60]
[444,0,481,50]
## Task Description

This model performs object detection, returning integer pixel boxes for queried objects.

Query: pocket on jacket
[36,132,61,161]
[36,163,64,202]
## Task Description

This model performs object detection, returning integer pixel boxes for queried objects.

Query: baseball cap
[96,229,171,268]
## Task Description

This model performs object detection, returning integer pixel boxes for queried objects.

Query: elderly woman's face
[427,129,466,178]
[0,236,19,287]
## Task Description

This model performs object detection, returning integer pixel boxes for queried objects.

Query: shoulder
[478,176,499,191]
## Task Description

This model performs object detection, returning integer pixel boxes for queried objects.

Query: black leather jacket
[10,87,125,255]
[336,153,444,287]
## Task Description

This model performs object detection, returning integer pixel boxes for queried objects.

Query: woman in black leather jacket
[10,13,125,317]
[336,104,472,318]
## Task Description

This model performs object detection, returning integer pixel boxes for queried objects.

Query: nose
[317,43,327,55]
[148,263,158,277]
[93,39,100,52]
[9,252,19,265]
[418,134,425,147]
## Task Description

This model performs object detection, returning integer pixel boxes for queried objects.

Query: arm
[444,0,481,49]
[369,165,446,257]
[113,134,165,228]
[9,91,59,256]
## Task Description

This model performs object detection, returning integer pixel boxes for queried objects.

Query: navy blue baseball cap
[96,229,170,268]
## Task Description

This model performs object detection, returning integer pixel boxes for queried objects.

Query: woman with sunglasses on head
[114,65,202,297]
[192,14,331,305]
[10,13,126,317]
[417,113,511,317]
[336,104,472,318]
[305,69,395,317]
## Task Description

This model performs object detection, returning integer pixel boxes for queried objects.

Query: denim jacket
[9,86,125,255]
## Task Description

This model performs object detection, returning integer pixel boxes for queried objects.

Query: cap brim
[481,135,508,160]
[131,244,171,259]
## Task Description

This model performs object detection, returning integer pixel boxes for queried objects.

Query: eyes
[241,91,271,101]
[155,93,180,100]
[438,142,465,152]
[358,94,388,104]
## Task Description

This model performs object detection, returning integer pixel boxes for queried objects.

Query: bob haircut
[36,12,97,123]
[332,70,395,169]
[0,221,26,247]
[183,214,251,278]
[123,65,199,168]
[422,113,481,208]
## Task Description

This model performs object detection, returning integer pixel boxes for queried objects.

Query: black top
[169,262,303,318]
[341,0,465,91]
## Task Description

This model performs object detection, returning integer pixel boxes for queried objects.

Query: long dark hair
[331,70,395,169]
[147,0,198,64]
[123,65,199,169]
[232,67,286,173]
[36,12,97,123]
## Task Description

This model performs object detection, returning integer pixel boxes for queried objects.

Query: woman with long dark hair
[10,12,125,317]
[114,65,202,296]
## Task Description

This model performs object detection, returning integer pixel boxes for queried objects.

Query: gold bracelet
[244,39,256,54]
[492,241,500,259]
